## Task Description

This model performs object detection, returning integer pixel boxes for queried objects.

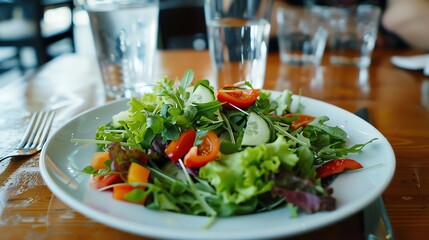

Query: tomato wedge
[184,130,220,168]
[165,129,196,162]
[90,173,122,189]
[216,88,260,109]
[316,158,363,178]
[283,113,316,130]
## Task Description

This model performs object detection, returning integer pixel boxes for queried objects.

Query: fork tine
[29,111,49,149]
[34,111,55,149]
[0,110,55,162]
[17,112,40,149]
[28,111,54,149]
[23,111,45,149]
[17,111,55,150]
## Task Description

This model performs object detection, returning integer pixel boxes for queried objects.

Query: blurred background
[0,0,208,86]
[0,0,417,87]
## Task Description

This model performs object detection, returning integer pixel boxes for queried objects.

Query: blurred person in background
[382,0,429,50]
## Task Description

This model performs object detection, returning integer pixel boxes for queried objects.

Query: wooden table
[1,48,428,239]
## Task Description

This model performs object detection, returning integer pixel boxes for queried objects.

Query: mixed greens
[73,69,375,224]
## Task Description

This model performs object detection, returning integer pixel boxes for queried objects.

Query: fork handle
[0,149,39,162]
[0,152,14,162]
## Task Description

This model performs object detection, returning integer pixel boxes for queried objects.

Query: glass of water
[84,0,159,100]
[312,4,381,68]
[276,7,328,66]
[204,0,273,89]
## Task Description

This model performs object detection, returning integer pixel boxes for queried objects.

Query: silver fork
[0,110,55,162]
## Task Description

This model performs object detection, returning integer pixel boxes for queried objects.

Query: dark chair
[158,0,207,50]
[0,47,19,74]
[0,0,75,73]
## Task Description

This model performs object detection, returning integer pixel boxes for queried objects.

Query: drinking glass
[276,7,328,66]
[204,0,273,89]
[311,4,381,68]
[84,0,159,100]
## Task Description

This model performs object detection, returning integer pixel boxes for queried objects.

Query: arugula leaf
[194,101,223,118]
[193,79,214,93]
[180,69,194,92]
[253,90,272,114]
[306,116,347,140]
[82,165,97,174]
[303,116,377,161]
[317,138,377,160]
[161,125,180,143]
[125,188,150,203]
[95,124,128,150]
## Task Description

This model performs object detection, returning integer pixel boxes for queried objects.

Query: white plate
[40,94,395,240]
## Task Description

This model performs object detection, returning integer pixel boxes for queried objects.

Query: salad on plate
[72,69,375,226]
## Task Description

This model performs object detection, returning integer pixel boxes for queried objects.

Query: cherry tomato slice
[165,129,196,162]
[184,130,220,168]
[316,158,363,179]
[90,173,122,189]
[283,113,316,130]
[216,88,260,109]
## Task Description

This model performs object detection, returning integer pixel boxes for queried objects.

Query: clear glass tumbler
[276,7,328,66]
[314,4,381,68]
[204,0,273,89]
[84,0,159,100]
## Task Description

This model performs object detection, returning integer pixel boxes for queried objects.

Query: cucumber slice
[241,112,270,146]
[112,110,129,128]
[187,84,215,104]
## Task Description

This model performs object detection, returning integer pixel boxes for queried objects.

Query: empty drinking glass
[276,7,328,66]
[311,4,381,68]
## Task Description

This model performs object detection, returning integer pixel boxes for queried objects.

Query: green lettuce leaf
[199,136,298,205]
[274,89,293,116]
